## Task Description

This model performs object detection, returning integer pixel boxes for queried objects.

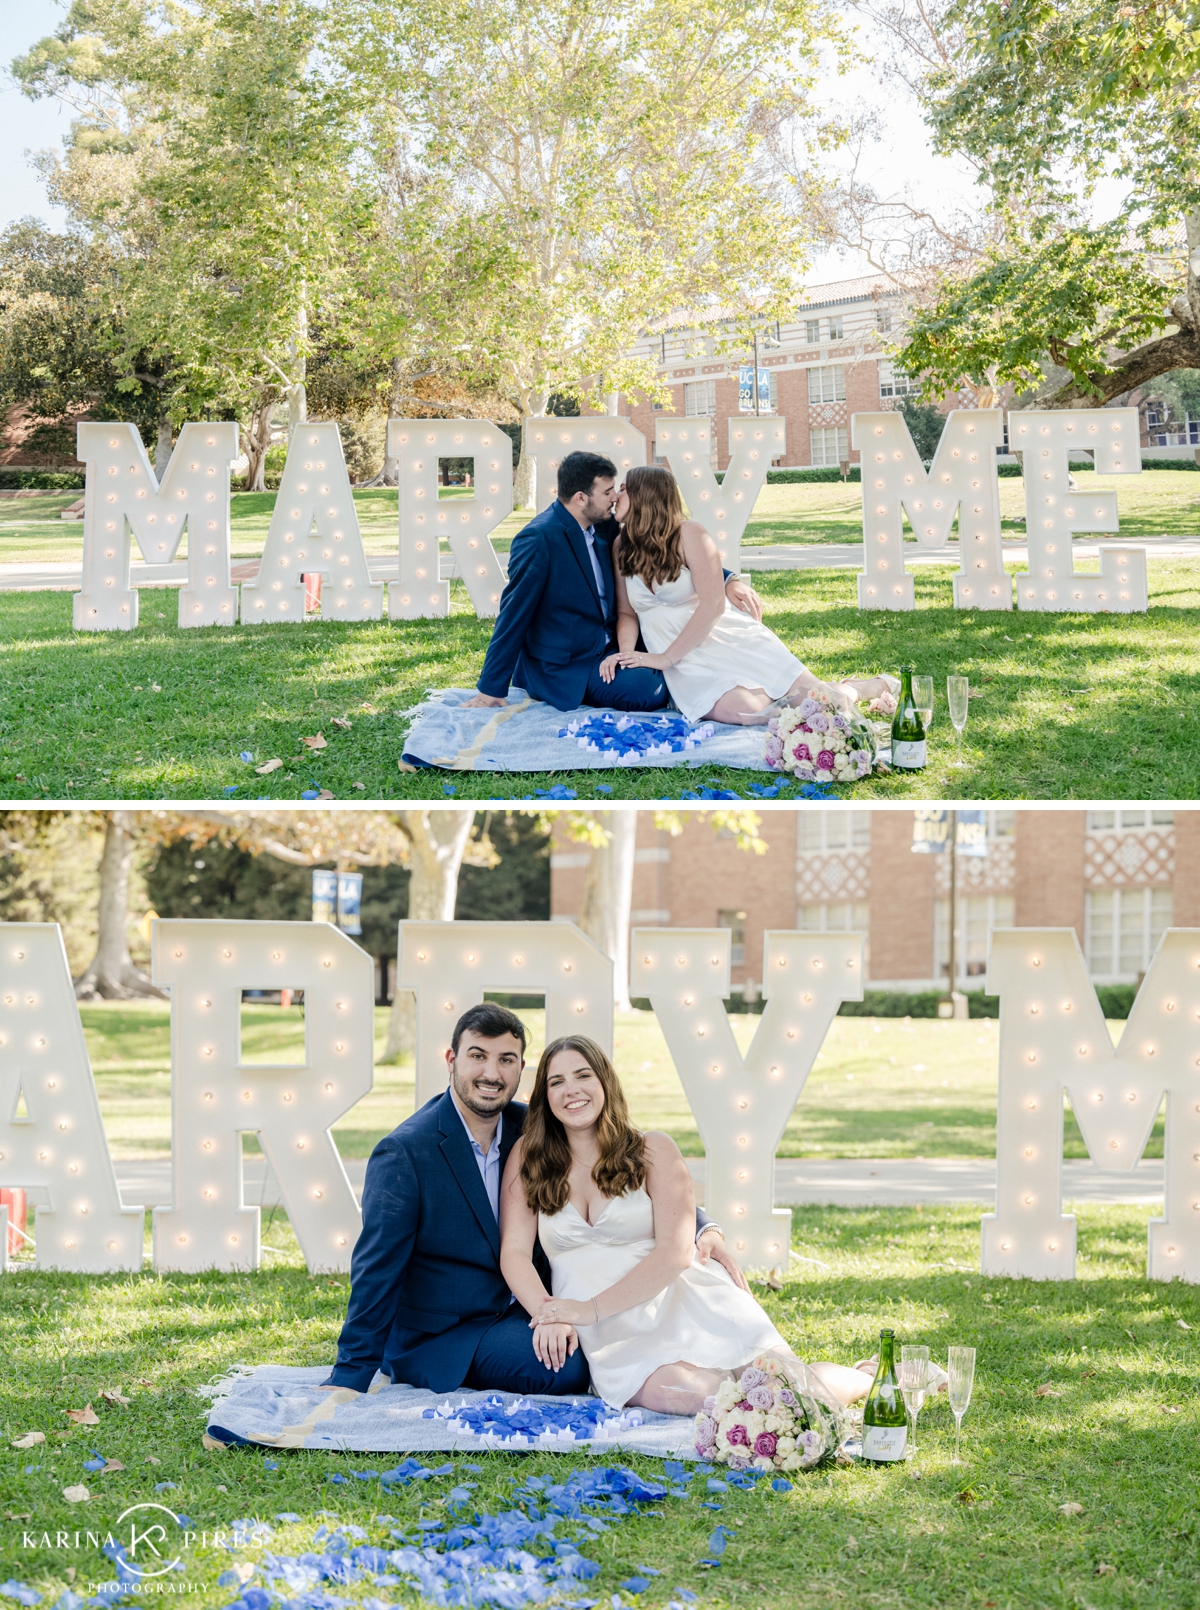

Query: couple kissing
[464,451,896,725]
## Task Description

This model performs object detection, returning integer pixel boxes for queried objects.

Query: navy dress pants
[582,658,669,712]
[464,1304,591,1396]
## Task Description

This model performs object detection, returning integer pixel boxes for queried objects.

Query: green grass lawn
[3,472,1198,565]
[2,1203,1196,1608]
[3,557,1200,800]
[82,1005,1146,1163]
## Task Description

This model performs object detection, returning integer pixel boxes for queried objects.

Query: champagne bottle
[890,665,927,771]
[862,1328,908,1464]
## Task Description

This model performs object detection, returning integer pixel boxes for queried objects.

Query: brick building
[607,273,925,474]
[550,809,1196,994]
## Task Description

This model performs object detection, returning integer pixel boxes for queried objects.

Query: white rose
[775,1435,796,1456]
[715,1380,740,1411]
[753,1456,774,1471]
[781,1452,803,1470]
[744,1411,766,1437]
[764,1413,787,1434]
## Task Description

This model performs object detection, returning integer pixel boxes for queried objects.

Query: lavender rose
[808,712,830,733]
[778,1389,797,1407]
[725,1424,750,1447]
[796,698,821,720]
[739,1366,768,1389]
[753,1432,778,1458]
[817,749,836,770]
[746,1385,775,1411]
[728,1455,750,1471]
[765,735,783,765]
[695,1415,716,1448]
[702,1396,717,1413]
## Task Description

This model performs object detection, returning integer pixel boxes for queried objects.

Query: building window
[1087,809,1175,830]
[718,909,747,966]
[879,360,914,398]
[935,896,1015,982]
[810,427,848,466]
[797,810,871,852]
[1086,887,1173,981]
[990,810,1016,839]
[805,318,821,343]
[808,365,846,405]
[798,901,870,933]
[876,309,892,333]
[828,315,844,341]
[768,371,778,412]
[684,379,717,416]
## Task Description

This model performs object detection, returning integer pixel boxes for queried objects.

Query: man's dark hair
[451,1002,528,1055]
[557,450,617,503]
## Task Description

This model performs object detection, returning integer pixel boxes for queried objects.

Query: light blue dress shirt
[582,524,607,609]
[451,1094,502,1220]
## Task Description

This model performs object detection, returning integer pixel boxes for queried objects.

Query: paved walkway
[94,1154,1164,1211]
[5,536,1199,592]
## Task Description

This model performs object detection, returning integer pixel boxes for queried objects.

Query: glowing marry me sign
[2,918,1189,1279]
[71,406,1149,630]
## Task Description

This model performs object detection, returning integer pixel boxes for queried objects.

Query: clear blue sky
[1,0,74,232]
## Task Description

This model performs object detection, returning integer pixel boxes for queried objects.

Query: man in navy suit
[323,1003,746,1395]
[464,450,762,714]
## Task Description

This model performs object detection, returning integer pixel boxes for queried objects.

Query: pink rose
[792,742,812,762]
[725,1424,750,1447]
[753,1432,778,1458]
[817,749,836,770]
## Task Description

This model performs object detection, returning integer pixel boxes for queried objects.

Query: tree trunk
[241,391,275,492]
[380,809,479,1062]
[74,813,167,1001]
[579,811,638,1012]
[287,295,309,430]
[154,413,174,477]
[513,389,547,510]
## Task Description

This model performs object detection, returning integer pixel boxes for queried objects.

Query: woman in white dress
[498,1034,875,1415]
[599,466,896,725]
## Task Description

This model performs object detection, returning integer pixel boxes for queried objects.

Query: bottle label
[862,1423,908,1461]
[891,739,927,769]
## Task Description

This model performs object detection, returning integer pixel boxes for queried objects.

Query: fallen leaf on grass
[99,1388,131,1407]
[5,1514,31,1522]
[317,789,335,800]
[151,683,162,692]
[352,782,365,791]
[11,1433,44,1449]
[144,1456,161,1465]
[62,1485,90,1503]
[1095,1563,1116,1577]
[136,1379,153,1388]
[1059,1502,1084,1517]
[302,733,327,750]
[1035,1384,1061,1397]
[332,717,352,731]
[1160,1406,1180,1415]
[101,1459,126,1472]
[957,1489,979,1505]
[1177,1319,1192,1330]
[256,758,284,774]
[1123,1328,1137,1342]
[65,1405,99,1425]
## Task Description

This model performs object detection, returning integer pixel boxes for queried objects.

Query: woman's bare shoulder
[642,1129,685,1165]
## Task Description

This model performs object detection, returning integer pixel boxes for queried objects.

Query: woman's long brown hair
[519,1035,647,1215]
[615,465,686,588]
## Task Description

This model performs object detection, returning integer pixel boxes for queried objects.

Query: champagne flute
[947,1345,976,1464]
[912,675,933,733]
[946,675,969,767]
[898,1345,931,1459]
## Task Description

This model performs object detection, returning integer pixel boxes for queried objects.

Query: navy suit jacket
[328,1088,713,1393]
[477,499,618,711]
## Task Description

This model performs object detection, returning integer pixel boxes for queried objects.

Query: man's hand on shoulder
[725,576,763,622]
[696,1226,751,1291]
[463,692,508,708]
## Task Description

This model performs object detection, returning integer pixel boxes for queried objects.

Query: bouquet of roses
[694,1356,845,1472]
[764,692,877,784]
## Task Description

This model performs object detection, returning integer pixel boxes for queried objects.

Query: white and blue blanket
[203,1365,698,1459]
[399,690,792,779]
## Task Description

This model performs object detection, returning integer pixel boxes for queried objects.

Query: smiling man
[323,1003,743,1395]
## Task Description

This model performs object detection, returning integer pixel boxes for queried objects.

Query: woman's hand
[528,1296,591,1328]
[531,1321,579,1371]
[598,653,622,683]
[617,650,671,671]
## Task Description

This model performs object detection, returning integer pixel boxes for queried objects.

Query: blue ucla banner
[911,808,988,857]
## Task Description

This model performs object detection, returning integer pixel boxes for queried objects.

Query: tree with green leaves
[337,0,843,502]
[895,0,1200,406]
[14,0,376,477]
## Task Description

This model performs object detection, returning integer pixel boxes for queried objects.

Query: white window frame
[808,365,846,405]
[797,811,871,853]
[810,427,849,467]
[878,359,914,399]
[828,315,844,341]
[805,318,821,343]
[684,379,717,417]
[1085,886,1173,983]
[1086,809,1174,831]
[718,908,747,967]
[936,895,1014,984]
